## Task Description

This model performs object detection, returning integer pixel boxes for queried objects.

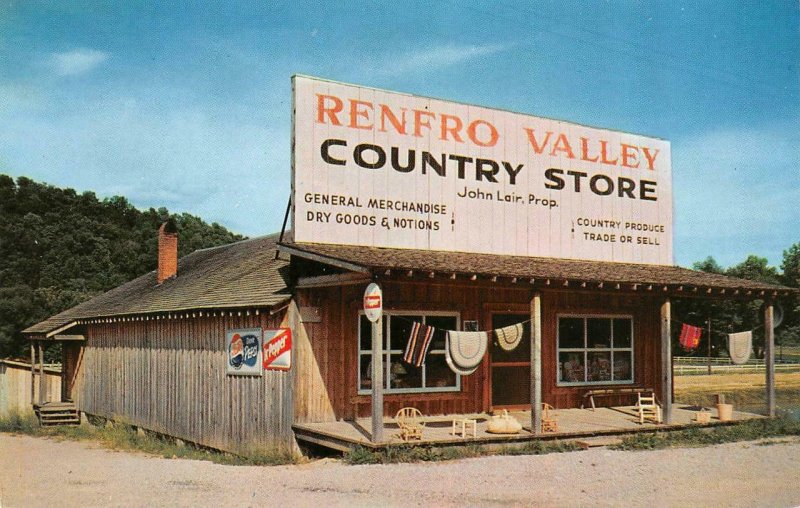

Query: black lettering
[502,162,524,185]
[321,139,347,166]
[422,151,446,177]
[391,147,415,173]
[544,168,565,190]
[640,180,657,201]
[618,177,636,198]
[448,154,473,179]
[476,158,499,182]
[566,170,588,192]
[353,143,386,169]
[589,174,614,196]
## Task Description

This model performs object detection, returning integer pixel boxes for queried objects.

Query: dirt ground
[2,433,800,507]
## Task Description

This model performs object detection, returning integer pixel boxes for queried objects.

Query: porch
[293,404,763,452]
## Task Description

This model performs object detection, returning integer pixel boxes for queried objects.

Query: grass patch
[610,418,800,451]
[0,411,300,466]
[343,440,579,465]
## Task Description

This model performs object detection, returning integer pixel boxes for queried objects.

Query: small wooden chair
[636,392,662,424]
[396,407,424,441]
[542,403,558,433]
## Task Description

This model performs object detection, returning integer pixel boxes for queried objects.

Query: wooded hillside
[0,175,245,359]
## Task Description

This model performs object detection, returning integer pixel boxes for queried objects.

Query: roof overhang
[278,241,796,300]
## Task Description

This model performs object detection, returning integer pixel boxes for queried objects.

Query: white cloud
[47,48,110,76]
[368,43,511,77]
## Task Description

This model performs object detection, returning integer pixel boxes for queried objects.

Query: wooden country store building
[23,225,795,454]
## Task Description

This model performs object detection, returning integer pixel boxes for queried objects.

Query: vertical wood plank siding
[295,282,663,421]
[73,311,295,454]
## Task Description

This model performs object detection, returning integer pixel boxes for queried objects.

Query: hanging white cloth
[727,331,753,365]
[445,336,479,376]
[495,323,524,352]
[446,330,487,373]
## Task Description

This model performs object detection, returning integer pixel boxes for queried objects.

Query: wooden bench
[581,387,654,411]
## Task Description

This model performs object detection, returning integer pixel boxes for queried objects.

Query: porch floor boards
[292,404,763,452]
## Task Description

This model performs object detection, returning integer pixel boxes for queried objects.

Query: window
[358,312,460,394]
[557,315,633,386]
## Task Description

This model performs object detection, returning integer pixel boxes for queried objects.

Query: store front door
[489,313,531,410]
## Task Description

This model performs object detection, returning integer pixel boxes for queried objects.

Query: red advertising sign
[262,328,292,371]
[363,283,382,322]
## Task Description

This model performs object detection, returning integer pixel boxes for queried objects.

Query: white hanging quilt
[727,331,752,365]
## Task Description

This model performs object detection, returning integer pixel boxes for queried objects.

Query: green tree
[0,175,246,359]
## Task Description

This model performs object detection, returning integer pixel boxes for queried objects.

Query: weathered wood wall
[295,280,663,420]
[0,360,61,417]
[73,311,295,454]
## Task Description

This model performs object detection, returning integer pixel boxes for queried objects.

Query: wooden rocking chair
[396,407,424,441]
[636,392,662,424]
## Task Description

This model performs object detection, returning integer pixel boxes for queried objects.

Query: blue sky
[1,1,797,269]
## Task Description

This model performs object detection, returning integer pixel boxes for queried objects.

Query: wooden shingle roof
[279,241,795,297]
[25,234,290,336]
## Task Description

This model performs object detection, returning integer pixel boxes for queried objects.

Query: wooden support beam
[660,299,672,424]
[38,341,45,406]
[765,302,775,417]
[371,314,384,442]
[531,292,542,435]
[30,342,35,405]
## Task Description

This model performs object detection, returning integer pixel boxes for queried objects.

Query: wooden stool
[451,418,477,438]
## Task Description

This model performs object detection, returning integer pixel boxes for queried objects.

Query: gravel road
[2,433,799,507]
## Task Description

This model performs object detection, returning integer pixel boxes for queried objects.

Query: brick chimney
[157,220,178,284]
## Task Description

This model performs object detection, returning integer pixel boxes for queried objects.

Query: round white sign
[363,283,383,323]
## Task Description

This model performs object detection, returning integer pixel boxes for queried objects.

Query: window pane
[587,352,612,382]
[390,315,422,351]
[559,318,584,348]
[425,353,457,388]
[389,354,422,389]
[559,352,585,382]
[614,318,632,348]
[425,316,457,350]
[360,354,389,390]
[360,315,388,351]
[587,318,611,348]
[614,351,632,381]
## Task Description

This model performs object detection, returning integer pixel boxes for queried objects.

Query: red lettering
[349,100,373,130]
[523,129,552,154]
[620,144,640,168]
[642,147,660,170]
[466,119,498,147]
[413,109,435,137]
[580,137,599,163]
[439,114,464,142]
[316,94,343,125]
[600,140,619,166]
[550,133,575,159]
[379,105,407,134]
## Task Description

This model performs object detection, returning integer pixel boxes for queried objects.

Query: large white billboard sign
[292,76,673,265]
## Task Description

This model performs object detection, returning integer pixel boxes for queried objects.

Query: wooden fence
[0,360,61,417]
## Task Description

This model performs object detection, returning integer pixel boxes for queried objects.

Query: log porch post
[30,341,36,405]
[530,292,542,435]
[660,298,672,424]
[765,301,775,417]
[38,341,45,406]
[371,314,384,442]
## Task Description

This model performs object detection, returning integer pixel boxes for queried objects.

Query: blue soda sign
[226,328,263,375]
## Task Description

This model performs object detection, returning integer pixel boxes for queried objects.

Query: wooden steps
[34,402,80,426]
